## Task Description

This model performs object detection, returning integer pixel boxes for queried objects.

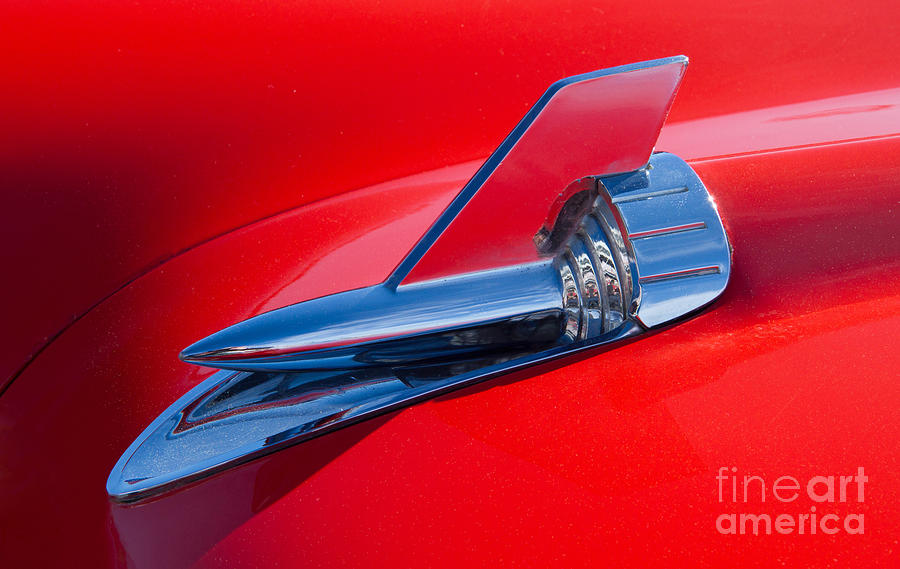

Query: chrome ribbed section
[554,197,634,339]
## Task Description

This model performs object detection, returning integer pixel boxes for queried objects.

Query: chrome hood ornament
[109,55,731,501]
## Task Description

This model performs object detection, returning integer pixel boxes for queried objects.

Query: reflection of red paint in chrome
[628,221,706,240]
[639,265,720,284]
[187,322,450,361]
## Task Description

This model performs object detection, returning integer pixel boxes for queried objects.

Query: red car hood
[2,4,900,567]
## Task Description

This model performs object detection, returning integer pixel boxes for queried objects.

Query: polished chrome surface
[108,58,730,501]
[180,262,569,371]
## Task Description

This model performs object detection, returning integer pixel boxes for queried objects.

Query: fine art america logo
[716,467,867,535]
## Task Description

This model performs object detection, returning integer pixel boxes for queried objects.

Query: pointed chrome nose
[178,262,576,372]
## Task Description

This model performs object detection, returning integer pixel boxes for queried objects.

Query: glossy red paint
[4,0,900,387]
[3,1,900,568]
[2,127,899,567]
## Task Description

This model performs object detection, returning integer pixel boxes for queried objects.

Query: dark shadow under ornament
[108,55,731,502]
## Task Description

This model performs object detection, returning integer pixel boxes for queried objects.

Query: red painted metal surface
[2,1,900,568]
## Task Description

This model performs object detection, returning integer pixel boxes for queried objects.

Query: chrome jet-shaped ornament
[109,56,731,501]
